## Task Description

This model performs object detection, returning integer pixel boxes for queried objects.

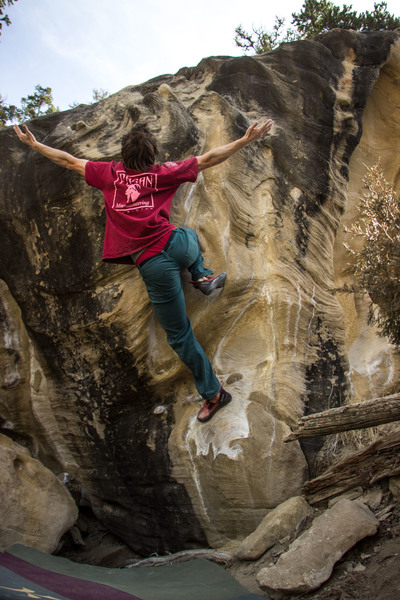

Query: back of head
[121,123,158,171]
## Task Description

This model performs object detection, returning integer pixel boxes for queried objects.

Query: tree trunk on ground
[285,393,400,442]
[304,429,400,504]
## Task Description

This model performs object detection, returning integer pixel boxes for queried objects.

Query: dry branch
[285,393,400,442]
[304,429,400,504]
[122,549,233,568]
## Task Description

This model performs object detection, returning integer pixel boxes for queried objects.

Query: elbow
[65,158,85,175]
[197,156,218,172]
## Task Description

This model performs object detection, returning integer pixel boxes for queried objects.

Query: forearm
[31,141,79,170]
[197,138,248,171]
[196,119,273,172]
[13,125,87,176]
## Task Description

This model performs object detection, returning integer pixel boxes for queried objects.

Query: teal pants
[137,227,221,400]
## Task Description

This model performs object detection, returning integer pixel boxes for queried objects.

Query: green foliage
[19,85,57,120]
[235,17,296,53]
[0,0,17,36]
[0,94,17,124]
[92,88,109,102]
[0,85,58,126]
[291,0,360,38]
[69,88,110,109]
[292,0,400,38]
[358,0,400,30]
[347,164,400,346]
[235,1,400,53]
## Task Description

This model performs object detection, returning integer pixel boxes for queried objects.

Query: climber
[13,118,273,422]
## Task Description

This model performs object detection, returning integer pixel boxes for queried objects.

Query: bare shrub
[346,164,400,346]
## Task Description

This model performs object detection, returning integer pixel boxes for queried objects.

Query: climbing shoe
[197,388,232,423]
[191,272,226,296]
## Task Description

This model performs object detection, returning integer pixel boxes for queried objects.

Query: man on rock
[14,117,273,422]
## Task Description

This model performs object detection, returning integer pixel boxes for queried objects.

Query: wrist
[27,139,40,150]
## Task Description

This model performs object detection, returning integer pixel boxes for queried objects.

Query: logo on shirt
[113,170,158,211]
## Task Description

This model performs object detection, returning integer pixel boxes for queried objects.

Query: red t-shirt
[85,158,198,264]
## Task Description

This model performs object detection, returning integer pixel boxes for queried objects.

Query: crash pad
[0,544,266,600]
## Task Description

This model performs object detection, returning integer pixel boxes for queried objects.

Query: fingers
[13,124,27,139]
[13,124,29,133]
[13,123,36,146]
[259,119,274,134]
[246,119,273,141]
[244,122,258,139]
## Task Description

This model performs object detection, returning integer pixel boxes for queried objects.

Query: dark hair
[121,123,158,171]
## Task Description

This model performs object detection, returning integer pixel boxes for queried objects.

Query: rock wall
[0,29,399,555]
[0,434,78,553]
[334,37,400,403]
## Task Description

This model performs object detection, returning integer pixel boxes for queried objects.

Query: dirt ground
[58,487,400,600]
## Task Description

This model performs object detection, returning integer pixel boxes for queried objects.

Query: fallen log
[284,393,400,442]
[304,428,400,504]
[122,549,233,568]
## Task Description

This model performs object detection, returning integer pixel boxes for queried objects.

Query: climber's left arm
[196,119,273,172]
[13,124,87,176]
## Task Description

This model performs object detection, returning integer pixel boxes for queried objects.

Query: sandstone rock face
[0,434,78,553]
[235,496,313,561]
[256,499,379,594]
[0,30,399,555]
[334,36,400,409]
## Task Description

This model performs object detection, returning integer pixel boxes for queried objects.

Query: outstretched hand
[13,124,38,148]
[243,120,274,144]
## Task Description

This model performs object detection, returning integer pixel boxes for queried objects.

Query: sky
[1,0,398,112]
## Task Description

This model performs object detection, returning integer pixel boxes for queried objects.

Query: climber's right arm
[13,124,87,176]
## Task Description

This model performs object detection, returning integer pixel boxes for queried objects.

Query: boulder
[257,498,379,595]
[0,434,78,553]
[0,30,399,553]
[236,496,313,561]
[389,476,400,498]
